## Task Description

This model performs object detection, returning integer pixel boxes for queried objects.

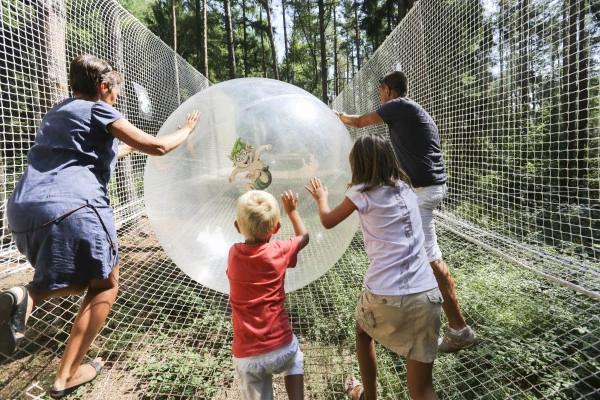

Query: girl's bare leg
[406,356,438,400]
[356,323,377,400]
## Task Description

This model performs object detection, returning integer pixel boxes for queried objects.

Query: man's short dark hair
[379,71,408,97]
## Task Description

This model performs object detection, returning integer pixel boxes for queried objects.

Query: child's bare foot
[345,376,364,400]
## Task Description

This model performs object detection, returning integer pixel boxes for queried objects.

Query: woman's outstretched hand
[178,110,201,133]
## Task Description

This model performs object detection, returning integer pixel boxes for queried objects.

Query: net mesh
[1,0,599,399]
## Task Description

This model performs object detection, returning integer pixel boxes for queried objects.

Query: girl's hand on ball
[305,177,328,202]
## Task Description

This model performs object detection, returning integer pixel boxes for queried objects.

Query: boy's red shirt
[227,236,302,358]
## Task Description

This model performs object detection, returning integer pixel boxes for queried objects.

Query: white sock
[448,325,468,335]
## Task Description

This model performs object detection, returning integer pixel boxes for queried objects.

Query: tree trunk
[386,0,394,31]
[353,0,361,71]
[398,0,414,24]
[416,4,430,109]
[243,0,249,77]
[263,0,279,79]
[517,0,530,181]
[171,0,177,53]
[333,6,339,95]
[290,6,297,84]
[260,10,267,77]
[196,0,202,74]
[575,1,589,188]
[346,31,350,85]
[282,0,290,82]
[45,0,69,107]
[398,0,407,20]
[318,0,327,103]
[560,0,581,198]
[171,0,181,103]
[224,0,237,78]
[203,0,209,78]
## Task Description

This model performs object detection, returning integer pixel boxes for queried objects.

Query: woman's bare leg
[25,284,88,325]
[2,282,88,343]
[52,265,119,390]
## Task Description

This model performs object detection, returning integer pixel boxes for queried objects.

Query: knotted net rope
[1,0,598,398]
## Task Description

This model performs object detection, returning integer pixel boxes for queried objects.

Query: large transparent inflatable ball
[144,78,358,294]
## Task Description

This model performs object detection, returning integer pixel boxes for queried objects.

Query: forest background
[118,0,417,103]
[117,0,599,262]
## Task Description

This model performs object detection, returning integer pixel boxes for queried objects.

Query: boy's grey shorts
[233,334,303,399]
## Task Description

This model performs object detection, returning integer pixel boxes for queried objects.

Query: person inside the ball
[228,137,272,191]
[227,190,309,400]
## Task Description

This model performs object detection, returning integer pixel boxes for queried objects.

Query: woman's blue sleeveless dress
[7,98,123,290]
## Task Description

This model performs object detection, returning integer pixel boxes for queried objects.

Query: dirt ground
[0,219,165,399]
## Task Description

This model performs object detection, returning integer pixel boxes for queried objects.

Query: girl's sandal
[345,376,364,400]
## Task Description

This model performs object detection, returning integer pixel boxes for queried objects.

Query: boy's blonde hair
[236,190,280,241]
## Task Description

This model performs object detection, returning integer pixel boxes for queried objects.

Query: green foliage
[2,0,34,29]
[118,0,365,97]
[433,233,600,398]
[119,0,158,24]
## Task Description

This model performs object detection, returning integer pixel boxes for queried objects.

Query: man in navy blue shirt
[337,71,476,353]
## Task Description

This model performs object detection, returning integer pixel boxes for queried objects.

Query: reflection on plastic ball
[144,78,358,294]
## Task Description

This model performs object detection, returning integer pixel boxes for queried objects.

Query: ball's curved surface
[144,78,358,294]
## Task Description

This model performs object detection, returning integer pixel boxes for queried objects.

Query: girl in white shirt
[306,133,442,400]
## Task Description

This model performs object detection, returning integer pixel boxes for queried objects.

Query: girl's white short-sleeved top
[346,180,438,296]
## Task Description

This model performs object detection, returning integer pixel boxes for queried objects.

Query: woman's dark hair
[349,133,411,192]
[69,54,122,97]
[379,71,408,97]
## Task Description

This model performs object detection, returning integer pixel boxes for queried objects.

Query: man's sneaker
[438,323,477,353]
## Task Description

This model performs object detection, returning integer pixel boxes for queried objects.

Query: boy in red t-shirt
[227,190,310,400]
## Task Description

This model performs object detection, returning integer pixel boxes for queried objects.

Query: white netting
[1,0,599,399]
[332,1,600,299]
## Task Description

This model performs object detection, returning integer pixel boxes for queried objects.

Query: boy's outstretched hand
[281,190,299,215]
[281,190,309,247]
[305,177,328,202]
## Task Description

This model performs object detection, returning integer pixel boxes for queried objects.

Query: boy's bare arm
[281,190,309,249]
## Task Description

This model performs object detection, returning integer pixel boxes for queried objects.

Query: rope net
[0,0,598,398]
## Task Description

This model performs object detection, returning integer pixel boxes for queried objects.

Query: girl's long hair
[349,133,411,192]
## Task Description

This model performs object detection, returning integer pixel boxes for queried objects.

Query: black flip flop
[0,285,28,356]
[50,360,103,398]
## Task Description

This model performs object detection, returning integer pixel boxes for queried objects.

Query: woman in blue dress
[0,54,200,398]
